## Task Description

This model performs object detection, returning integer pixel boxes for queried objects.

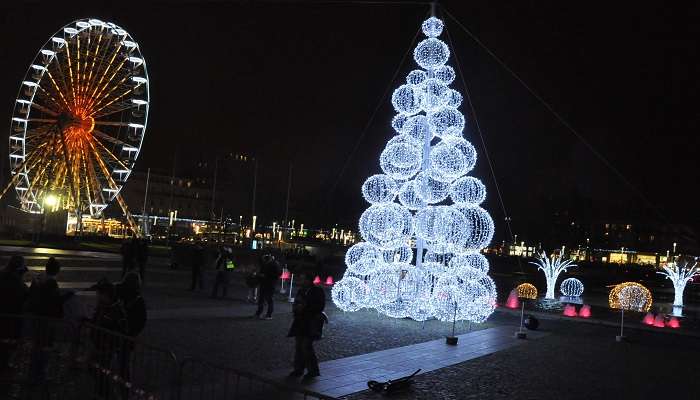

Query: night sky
[2,1,699,241]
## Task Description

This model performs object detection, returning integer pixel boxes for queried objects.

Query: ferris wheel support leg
[115,192,141,238]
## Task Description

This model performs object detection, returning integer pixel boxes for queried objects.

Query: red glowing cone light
[313,275,321,285]
[563,304,577,317]
[653,315,665,328]
[325,276,334,286]
[667,317,680,328]
[579,304,591,318]
[643,313,655,325]
[506,290,519,309]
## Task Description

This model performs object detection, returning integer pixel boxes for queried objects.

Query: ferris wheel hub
[58,112,95,134]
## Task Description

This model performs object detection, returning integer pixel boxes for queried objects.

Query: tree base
[445,336,458,345]
[515,331,527,339]
[615,335,626,343]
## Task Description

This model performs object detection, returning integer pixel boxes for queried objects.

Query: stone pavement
[268,325,548,398]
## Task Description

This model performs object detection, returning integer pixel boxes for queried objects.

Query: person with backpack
[254,254,280,320]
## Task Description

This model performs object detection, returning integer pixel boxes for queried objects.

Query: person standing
[121,237,135,278]
[26,257,64,318]
[136,238,149,284]
[0,256,28,374]
[211,247,234,298]
[190,244,205,291]
[287,273,326,380]
[254,254,279,319]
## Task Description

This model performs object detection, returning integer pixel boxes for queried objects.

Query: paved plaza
[4,246,700,399]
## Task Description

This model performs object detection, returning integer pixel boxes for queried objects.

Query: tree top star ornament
[332,15,497,323]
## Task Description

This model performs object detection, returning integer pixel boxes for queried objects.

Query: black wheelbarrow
[367,369,421,395]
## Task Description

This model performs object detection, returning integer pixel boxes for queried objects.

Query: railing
[0,314,337,400]
[177,358,337,400]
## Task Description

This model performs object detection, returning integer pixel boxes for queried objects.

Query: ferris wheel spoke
[29,101,60,117]
[90,133,130,171]
[81,32,104,108]
[87,73,131,114]
[92,129,130,148]
[50,51,77,109]
[36,85,69,113]
[92,100,139,119]
[85,46,126,111]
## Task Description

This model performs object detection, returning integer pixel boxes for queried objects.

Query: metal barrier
[177,358,337,400]
[1,314,336,400]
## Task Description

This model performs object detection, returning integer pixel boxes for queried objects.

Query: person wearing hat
[0,255,29,372]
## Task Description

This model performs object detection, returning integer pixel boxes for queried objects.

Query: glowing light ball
[414,38,450,70]
[449,176,486,206]
[362,174,398,204]
[455,275,497,323]
[407,70,427,85]
[402,115,433,144]
[445,137,477,167]
[516,283,538,300]
[414,172,450,203]
[332,276,370,312]
[459,206,495,250]
[449,252,489,275]
[359,203,414,250]
[445,89,463,108]
[392,84,421,115]
[428,107,465,137]
[380,141,422,180]
[313,276,321,285]
[421,16,444,37]
[559,277,584,297]
[563,304,577,317]
[579,304,591,318]
[382,245,413,263]
[431,65,456,85]
[643,313,655,325]
[397,180,426,210]
[345,242,382,268]
[609,282,652,312]
[391,114,409,133]
[419,78,449,111]
[429,141,469,182]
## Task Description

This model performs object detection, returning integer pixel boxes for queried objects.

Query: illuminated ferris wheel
[5,18,148,229]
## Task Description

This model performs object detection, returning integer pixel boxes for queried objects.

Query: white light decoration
[450,176,486,205]
[422,16,444,37]
[392,84,421,115]
[530,251,577,300]
[559,277,584,297]
[657,260,700,308]
[333,16,496,324]
[362,174,398,204]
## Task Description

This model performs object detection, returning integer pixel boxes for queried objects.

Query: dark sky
[2,1,699,240]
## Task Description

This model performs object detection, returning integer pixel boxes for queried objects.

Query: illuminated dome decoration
[609,282,653,312]
[516,283,538,300]
[5,18,149,233]
[560,277,584,297]
[333,16,496,324]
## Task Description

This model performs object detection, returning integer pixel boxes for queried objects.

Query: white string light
[334,16,496,324]
[530,251,577,299]
[559,277,584,297]
[657,261,700,307]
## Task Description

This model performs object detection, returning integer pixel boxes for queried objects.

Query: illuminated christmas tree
[332,16,496,323]
[658,260,700,308]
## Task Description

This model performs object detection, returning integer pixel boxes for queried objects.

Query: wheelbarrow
[367,369,421,395]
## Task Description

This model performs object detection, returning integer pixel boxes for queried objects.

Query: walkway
[270,325,548,398]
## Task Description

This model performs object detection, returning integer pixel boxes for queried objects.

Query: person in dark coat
[121,238,136,277]
[287,273,326,380]
[116,271,147,337]
[0,255,28,372]
[136,238,149,284]
[255,254,279,319]
[26,257,64,318]
[190,244,205,291]
[211,247,232,298]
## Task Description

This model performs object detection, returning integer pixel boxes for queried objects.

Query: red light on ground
[563,304,577,317]
[653,315,665,328]
[505,290,519,309]
[578,304,591,318]
[642,313,655,325]
[313,276,321,285]
[667,317,680,328]
[325,276,334,286]
[280,271,291,280]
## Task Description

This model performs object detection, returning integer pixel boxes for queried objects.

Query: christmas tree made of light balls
[332,16,497,323]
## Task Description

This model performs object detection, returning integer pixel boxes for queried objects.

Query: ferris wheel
[5,18,149,230]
